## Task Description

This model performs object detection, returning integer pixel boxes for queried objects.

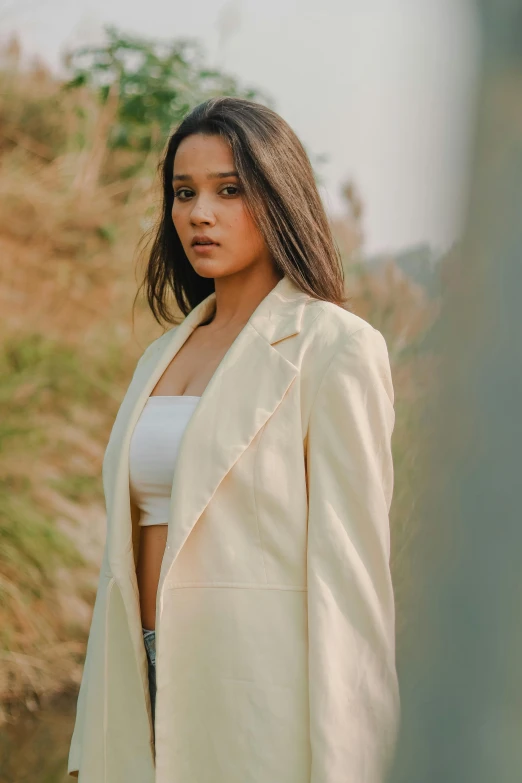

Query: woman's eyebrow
[173,171,239,182]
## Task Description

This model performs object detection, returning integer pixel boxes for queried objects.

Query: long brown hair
[139,96,347,325]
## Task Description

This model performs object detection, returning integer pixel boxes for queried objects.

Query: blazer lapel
[161,320,298,585]
[163,275,311,577]
[104,274,310,638]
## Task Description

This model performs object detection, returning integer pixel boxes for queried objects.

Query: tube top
[129,396,201,527]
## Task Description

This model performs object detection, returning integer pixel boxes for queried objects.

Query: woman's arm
[306,325,399,783]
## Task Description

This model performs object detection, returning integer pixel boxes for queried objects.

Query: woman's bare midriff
[136,524,169,630]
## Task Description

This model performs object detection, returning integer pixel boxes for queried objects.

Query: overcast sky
[2,0,481,255]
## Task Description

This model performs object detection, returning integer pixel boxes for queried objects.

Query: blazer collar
[168,272,310,347]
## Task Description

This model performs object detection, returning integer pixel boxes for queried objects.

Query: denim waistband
[142,627,156,667]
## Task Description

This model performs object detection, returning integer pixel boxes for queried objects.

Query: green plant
[63,25,271,155]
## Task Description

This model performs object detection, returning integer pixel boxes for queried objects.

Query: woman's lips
[192,242,219,254]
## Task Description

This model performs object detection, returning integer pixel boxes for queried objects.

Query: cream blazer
[68,274,399,783]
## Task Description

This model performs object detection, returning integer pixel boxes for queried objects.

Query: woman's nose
[189,197,216,226]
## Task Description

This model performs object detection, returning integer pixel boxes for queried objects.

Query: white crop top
[129,396,201,527]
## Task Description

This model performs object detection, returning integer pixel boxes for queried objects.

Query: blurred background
[1,1,521,781]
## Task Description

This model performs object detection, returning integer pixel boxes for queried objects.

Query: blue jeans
[142,628,156,738]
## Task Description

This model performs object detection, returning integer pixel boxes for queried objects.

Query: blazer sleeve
[305,324,400,783]
[67,542,111,778]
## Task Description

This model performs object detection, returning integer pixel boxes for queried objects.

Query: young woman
[68,96,399,783]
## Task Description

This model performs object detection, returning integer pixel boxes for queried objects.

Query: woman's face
[171,133,272,280]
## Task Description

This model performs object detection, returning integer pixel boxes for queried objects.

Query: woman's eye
[221,185,240,196]
[173,188,193,200]
[173,185,240,201]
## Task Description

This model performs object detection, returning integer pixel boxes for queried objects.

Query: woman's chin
[189,258,220,277]
[191,258,237,279]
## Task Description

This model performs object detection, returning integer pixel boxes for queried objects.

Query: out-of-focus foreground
[389,1,522,781]
[0,26,440,756]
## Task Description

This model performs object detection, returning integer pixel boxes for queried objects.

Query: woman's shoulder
[299,299,392,408]
[302,298,378,349]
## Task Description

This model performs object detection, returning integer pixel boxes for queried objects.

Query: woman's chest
[150,322,247,397]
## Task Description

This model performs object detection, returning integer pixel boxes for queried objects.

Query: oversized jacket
[67,274,399,783]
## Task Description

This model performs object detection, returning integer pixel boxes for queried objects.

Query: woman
[68,96,399,783]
